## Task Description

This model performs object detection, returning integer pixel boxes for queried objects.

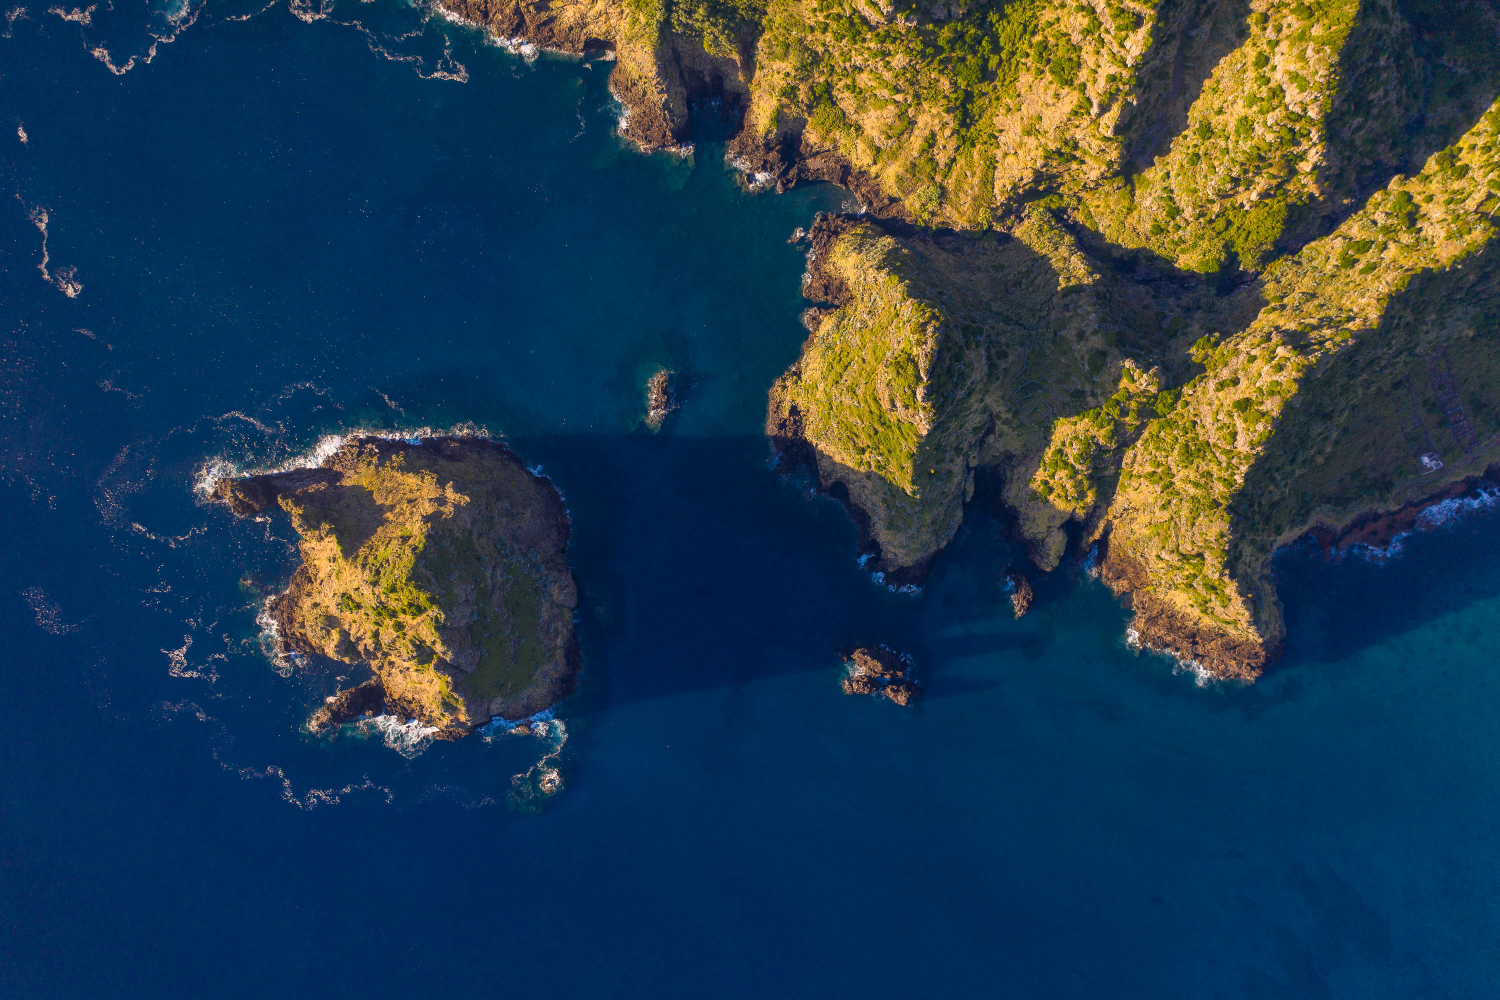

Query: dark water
[4,5,1500,997]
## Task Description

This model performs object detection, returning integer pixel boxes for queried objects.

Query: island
[217,436,579,738]
[436,0,1500,680]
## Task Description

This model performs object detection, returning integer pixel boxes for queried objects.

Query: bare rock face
[216,436,579,738]
[840,645,921,706]
[645,367,678,431]
[1006,569,1034,619]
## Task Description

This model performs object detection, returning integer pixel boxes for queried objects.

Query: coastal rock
[840,645,921,706]
[308,678,387,734]
[1006,570,1033,619]
[217,436,579,738]
[644,367,677,431]
[435,0,751,155]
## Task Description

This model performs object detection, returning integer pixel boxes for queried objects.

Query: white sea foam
[253,596,296,677]
[1345,484,1500,564]
[21,201,84,297]
[1124,625,1217,687]
[287,0,332,23]
[482,709,569,804]
[492,35,540,62]
[725,153,775,189]
[46,3,93,24]
[867,569,921,595]
[22,586,81,635]
[196,421,491,497]
[79,0,200,75]
[240,764,394,808]
[358,715,440,758]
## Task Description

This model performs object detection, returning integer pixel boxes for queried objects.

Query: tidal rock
[840,645,921,706]
[1006,569,1034,619]
[645,367,678,431]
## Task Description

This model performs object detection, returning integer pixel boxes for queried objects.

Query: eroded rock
[840,645,921,706]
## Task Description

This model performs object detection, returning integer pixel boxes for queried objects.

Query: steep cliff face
[437,0,758,150]
[769,209,1133,573]
[218,437,579,736]
[757,1,1500,678]
[440,0,1500,678]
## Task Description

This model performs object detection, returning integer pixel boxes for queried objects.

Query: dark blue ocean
[4,4,1500,996]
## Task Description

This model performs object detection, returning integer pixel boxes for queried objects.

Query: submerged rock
[217,436,579,739]
[645,367,678,430]
[1006,569,1034,619]
[840,645,921,706]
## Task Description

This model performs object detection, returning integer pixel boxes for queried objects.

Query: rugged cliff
[440,0,1500,678]
[218,436,579,736]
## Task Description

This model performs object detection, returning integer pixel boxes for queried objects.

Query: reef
[841,645,921,705]
[439,0,1500,680]
[218,436,579,738]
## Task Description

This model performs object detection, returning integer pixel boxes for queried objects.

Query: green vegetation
[223,438,577,733]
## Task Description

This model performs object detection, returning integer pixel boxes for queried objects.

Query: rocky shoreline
[1102,469,1500,680]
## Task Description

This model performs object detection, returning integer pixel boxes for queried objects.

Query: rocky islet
[218,436,579,738]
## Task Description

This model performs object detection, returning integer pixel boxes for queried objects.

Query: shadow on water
[482,434,1051,710]
[1271,500,1500,668]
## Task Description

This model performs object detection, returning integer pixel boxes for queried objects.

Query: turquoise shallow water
[3,5,1500,997]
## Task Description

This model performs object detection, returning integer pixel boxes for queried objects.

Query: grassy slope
[1104,104,1500,675]
[253,440,577,732]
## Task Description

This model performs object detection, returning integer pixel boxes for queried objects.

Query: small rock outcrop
[1006,569,1034,619]
[645,367,678,431]
[840,645,921,706]
[308,678,387,734]
[217,435,579,739]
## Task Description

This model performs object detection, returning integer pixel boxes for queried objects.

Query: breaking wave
[194,419,492,497]
[1124,626,1218,688]
[357,715,441,758]
[481,709,569,808]
[1344,485,1500,564]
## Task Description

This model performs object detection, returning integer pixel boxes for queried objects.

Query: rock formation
[1006,569,1033,619]
[840,645,921,705]
[645,367,678,430]
[218,436,579,738]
